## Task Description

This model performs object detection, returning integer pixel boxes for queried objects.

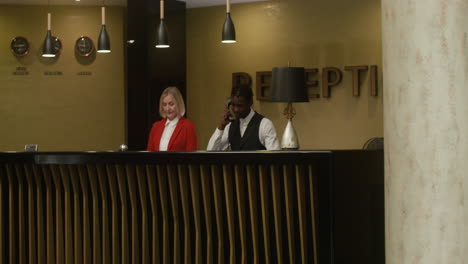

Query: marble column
[382,0,468,263]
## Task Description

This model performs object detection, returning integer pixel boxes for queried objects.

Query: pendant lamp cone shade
[97,7,111,53]
[156,0,169,48]
[42,13,56,57]
[156,19,169,48]
[98,25,111,52]
[222,0,236,43]
[222,13,236,43]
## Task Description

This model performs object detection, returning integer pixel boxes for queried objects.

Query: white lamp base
[281,119,299,150]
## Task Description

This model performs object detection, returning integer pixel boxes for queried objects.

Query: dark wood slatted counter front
[0,150,384,264]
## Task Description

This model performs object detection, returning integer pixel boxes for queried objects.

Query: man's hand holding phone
[218,99,234,130]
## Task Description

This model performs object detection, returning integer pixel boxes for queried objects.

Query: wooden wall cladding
[0,150,384,263]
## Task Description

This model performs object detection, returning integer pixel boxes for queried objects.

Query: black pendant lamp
[97,6,111,53]
[156,0,169,48]
[42,13,56,57]
[221,0,236,43]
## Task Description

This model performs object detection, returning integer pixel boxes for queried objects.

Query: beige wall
[0,0,381,151]
[0,5,126,151]
[187,0,383,150]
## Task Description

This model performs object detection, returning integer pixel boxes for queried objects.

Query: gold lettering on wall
[255,71,272,101]
[344,65,368,96]
[232,72,252,88]
[306,68,320,99]
[370,65,378,96]
[321,67,342,98]
[233,65,380,101]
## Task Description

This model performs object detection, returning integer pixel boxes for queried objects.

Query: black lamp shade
[222,12,236,43]
[271,67,309,102]
[156,19,169,48]
[42,30,55,57]
[98,25,111,52]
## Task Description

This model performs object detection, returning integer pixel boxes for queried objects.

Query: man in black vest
[207,84,280,150]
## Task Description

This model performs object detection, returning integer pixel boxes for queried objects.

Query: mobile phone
[225,98,235,121]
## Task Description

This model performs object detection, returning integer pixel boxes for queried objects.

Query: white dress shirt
[159,117,180,151]
[207,109,280,151]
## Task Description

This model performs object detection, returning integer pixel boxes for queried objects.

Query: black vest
[228,112,266,150]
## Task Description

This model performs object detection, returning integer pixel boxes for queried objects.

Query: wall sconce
[156,0,170,48]
[221,0,236,43]
[97,6,111,53]
[271,67,309,150]
[42,13,56,57]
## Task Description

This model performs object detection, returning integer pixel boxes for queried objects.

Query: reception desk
[0,150,383,264]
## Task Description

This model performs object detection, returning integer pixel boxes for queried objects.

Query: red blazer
[147,117,198,151]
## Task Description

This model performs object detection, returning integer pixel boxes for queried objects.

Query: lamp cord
[160,0,164,19]
[47,0,51,30]
[102,0,106,25]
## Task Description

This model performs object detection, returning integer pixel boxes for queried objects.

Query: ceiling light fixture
[97,6,111,53]
[42,12,56,57]
[221,0,236,43]
[156,0,170,48]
